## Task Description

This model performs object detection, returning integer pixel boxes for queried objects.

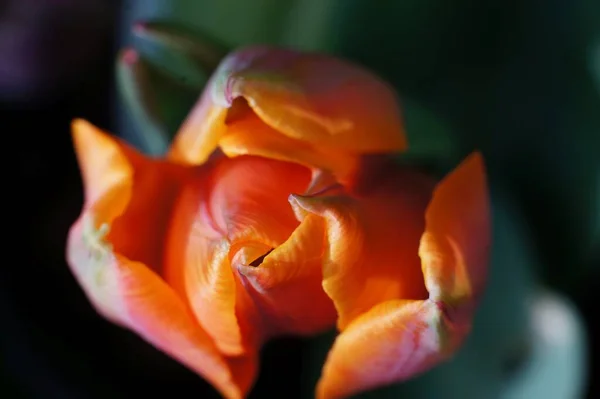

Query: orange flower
[67,46,490,399]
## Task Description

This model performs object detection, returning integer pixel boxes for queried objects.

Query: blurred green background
[3,1,598,398]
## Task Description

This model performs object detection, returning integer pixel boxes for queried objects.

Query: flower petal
[169,46,406,177]
[67,120,255,398]
[71,119,132,212]
[165,156,313,355]
[420,152,490,314]
[209,156,311,245]
[290,166,434,330]
[236,213,337,337]
[315,152,490,398]
[168,85,226,165]
[315,299,460,399]
[218,109,358,179]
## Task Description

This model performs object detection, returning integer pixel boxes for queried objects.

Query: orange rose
[67,46,490,399]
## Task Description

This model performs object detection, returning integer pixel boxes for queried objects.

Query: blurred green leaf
[588,39,600,264]
[593,168,600,264]
[116,48,198,154]
[121,0,291,47]
[591,40,600,92]
[279,0,340,50]
[132,20,229,90]
[116,49,170,155]
[394,98,460,176]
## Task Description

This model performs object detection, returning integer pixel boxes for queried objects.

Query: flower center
[249,248,274,267]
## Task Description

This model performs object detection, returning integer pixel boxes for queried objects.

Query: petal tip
[71,118,112,160]
[71,117,95,140]
[465,150,486,171]
[70,119,134,208]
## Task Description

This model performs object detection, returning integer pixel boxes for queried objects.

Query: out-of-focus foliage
[325,0,600,290]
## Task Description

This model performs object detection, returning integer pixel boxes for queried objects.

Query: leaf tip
[121,48,139,66]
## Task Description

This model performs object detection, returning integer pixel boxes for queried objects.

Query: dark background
[3,1,599,398]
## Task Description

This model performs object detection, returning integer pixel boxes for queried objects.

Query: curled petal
[218,111,358,179]
[169,46,406,177]
[68,120,255,398]
[237,214,337,337]
[165,156,320,354]
[420,152,490,313]
[214,46,406,151]
[315,152,490,397]
[290,167,434,330]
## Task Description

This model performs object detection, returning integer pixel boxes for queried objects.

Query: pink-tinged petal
[169,46,406,179]
[68,120,256,398]
[316,299,462,399]
[315,152,490,398]
[214,46,407,152]
[68,218,256,399]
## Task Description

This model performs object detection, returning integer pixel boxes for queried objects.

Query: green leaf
[393,98,461,177]
[116,49,170,155]
[132,20,229,90]
[116,48,200,155]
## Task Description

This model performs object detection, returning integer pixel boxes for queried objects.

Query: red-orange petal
[290,167,434,330]
[314,152,490,398]
[165,155,318,355]
[420,152,490,315]
[67,120,255,398]
[236,213,337,337]
[169,46,406,178]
